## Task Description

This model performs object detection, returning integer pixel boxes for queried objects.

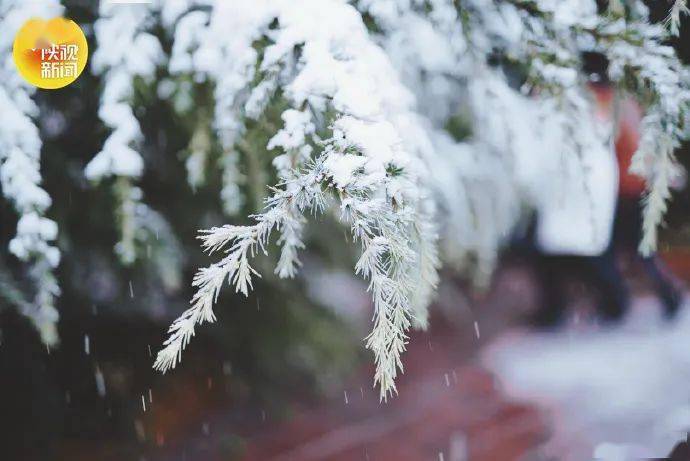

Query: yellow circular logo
[12,17,88,90]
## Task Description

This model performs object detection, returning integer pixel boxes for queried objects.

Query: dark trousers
[536,249,628,324]
[534,199,680,325]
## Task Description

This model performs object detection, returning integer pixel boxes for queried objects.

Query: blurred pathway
[484,296,690,460]
[242,333,548,461]
[239,271,550,461]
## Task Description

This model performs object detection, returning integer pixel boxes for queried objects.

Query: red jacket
[591,84,647,198]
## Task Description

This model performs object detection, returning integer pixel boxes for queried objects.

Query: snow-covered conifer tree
[2,0,689,399]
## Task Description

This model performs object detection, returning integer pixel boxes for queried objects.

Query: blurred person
[593,76,684,320]
[531,52,683,327]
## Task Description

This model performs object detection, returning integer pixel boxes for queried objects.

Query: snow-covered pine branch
[156,0,440,400]
[155,157,328,378]
[167,1,249,215]
[632,113,681,255]
[667,0,689,35]
[87,2,163,264]
[0,0,62,345]
[603,14,690,254]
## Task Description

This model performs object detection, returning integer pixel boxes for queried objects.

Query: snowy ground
[483,295,690,460]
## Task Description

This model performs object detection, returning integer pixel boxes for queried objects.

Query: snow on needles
[154,0,440,400]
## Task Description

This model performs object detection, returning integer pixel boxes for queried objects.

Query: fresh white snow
[483,296,690,459]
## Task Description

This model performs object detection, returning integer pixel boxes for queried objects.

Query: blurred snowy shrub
[0,0,63,345]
